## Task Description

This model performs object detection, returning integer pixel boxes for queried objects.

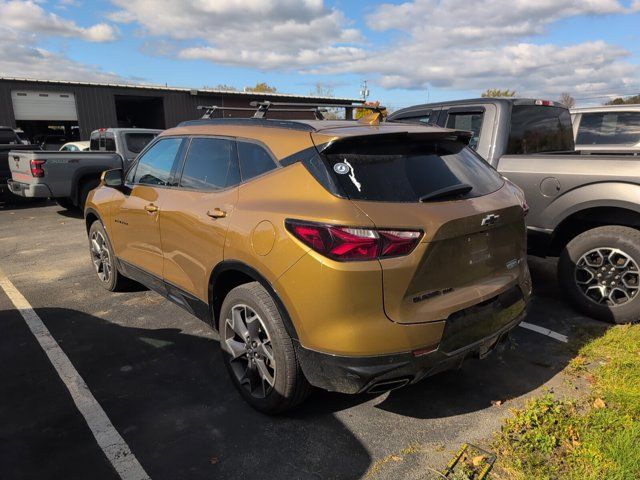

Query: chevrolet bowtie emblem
[481,213,500,226]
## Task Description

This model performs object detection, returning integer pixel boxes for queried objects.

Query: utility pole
[360,80,369,102]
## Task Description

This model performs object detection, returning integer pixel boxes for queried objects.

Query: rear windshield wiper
[419,183,473,202]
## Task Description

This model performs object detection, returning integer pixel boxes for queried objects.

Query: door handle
[144,203,159,213]
[207,208,227,219]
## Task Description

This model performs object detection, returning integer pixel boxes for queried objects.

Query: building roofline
[0,77,359,102]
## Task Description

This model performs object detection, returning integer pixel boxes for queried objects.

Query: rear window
[321,138,503,202]
[576,112,640,145]
[125,133,157,154]
[507,105,574,154]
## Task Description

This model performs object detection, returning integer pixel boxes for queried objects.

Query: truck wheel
[88,220,131,292]
[558,226,640,324]
[55,198,75,210]
[219,282,311,414]
[79,178,100,212]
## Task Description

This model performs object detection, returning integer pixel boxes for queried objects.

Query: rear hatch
[311,130,527,324]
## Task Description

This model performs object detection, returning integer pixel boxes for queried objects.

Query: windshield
[576,112,640,146]
[125,133,157,154]
[507,105,574,154]
[321,138,504,202]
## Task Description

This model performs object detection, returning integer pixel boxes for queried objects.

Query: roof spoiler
[317,130,473,154]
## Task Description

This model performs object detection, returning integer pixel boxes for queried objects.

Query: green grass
[493,324,640,480]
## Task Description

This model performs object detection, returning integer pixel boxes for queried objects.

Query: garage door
[11,91,78,121]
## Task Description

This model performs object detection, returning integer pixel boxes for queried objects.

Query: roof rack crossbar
[197,101,385,121]
[197,105,257,119]
[249,100,384,120]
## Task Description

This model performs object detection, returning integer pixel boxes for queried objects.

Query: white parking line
[0,269,150,480]
[519,321,569,343]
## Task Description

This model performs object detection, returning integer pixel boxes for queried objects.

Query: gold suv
[85,108,531,413]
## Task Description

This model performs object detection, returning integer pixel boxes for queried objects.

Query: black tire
[55,197,76,210]
[88,220,131,292]
[558,226,640,324]
[219,282,311,414]
[78,178,100,212]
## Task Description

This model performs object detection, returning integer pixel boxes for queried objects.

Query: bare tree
[559,92,576,108]
[310,82,334,98]
[310,82,343,119]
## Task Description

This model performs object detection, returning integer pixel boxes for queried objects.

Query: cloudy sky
[1,0,639,108]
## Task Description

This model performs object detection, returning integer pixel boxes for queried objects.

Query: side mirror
[101,168,124,188]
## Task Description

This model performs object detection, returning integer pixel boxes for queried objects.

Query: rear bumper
[295,290,528,394]
[7,179,52,198]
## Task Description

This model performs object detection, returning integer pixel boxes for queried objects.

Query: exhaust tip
[366,378,411,394]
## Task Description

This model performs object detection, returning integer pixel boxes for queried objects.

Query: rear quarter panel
[496,154,640,230]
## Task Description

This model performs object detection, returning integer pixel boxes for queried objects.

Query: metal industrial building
[0,77,358,148]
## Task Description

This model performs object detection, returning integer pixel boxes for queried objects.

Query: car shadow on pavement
[55,208,84,219]
[23,308,372,480]
[0,197,52,210]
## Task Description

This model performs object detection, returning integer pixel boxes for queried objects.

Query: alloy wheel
[223,304,276,399]
[575,247,639,307]
[90,230,112,283]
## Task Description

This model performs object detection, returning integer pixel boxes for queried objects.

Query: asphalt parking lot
[0,199,608,480]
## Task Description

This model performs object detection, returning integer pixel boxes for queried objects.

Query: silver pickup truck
[8,128,159,209]
[390,98,640,324]
[571,105,640,154]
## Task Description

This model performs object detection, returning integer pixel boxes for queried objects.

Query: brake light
[30,159,45,177]
[286,220,422,261]
[534,99,554,106]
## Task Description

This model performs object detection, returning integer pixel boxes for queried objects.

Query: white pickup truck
[8,128,159,210]
[571,105,640,154]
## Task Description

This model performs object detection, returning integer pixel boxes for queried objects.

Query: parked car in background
[59,141,90,152]
[390,98,640,324]
[8,128,160,210]
[571,105,640,154]
[0,126,40,200]
[84,112,531,413]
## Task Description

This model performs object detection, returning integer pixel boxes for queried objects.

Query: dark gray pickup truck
[390,98,640,324]
[8,128,159,210]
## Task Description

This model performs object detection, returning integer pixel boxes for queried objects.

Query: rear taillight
[30,159,45,177]
[286,220,422,261]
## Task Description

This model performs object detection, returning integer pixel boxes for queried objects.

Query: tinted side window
[180,138,240,190]
[237,141,277,181]
[576,112,640,145]
[90,133,99,150]
[507,105,574,154]
[134,138,183,186]
[125,133,157,154]
[396,111,433,125]
[446,111,484,150]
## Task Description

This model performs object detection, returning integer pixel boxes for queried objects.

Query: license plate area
[439,286,524,354]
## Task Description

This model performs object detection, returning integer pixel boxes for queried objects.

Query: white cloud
[105,0,640,99]
[0,32,125,82]
[0,0,118,42]
[108,0,364,69]
[350,0,640,97]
